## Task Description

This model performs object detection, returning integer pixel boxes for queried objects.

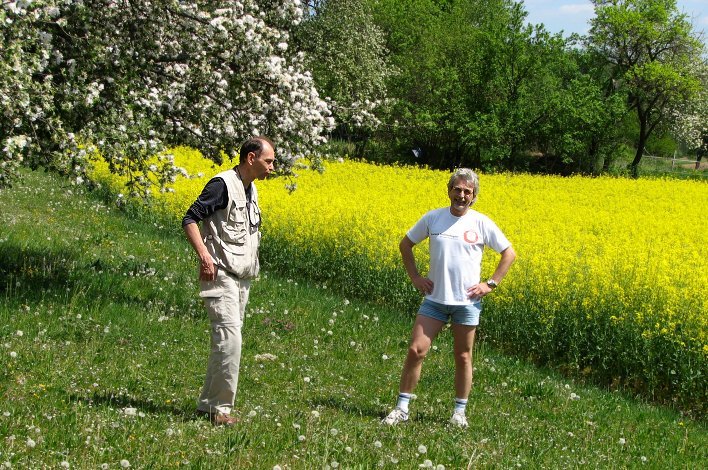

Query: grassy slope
[0,169,706,469]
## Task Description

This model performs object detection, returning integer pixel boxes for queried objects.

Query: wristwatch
[486,279,498,289]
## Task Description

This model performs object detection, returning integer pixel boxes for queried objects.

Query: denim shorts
[418,298,482,326]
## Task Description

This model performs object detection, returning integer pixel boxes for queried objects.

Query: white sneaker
[382,407,409,425]
[450,411,468,428]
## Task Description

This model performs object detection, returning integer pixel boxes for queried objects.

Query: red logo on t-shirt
[463,230,479,243]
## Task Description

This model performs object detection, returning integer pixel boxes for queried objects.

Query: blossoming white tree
[295,0,392,142]
[668,59,708,165]
[1,0,333,194]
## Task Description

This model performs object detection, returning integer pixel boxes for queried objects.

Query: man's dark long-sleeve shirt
[182,177,229,226]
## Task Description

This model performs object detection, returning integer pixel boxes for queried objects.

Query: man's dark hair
[239,136,274,162]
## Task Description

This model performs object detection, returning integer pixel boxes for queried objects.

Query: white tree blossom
[668,59,708,153]
[1,0,332,193]
[295,0,392,137]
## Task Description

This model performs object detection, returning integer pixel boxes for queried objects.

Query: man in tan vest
[182,136,275,425]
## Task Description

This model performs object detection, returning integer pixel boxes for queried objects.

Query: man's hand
[199,255,217,281]
[412,276,434,296]
[466,282,493,300]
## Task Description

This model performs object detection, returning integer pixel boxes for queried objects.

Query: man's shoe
[197,410,239,426]
[210,412,238,426]
[382,407,409,425]
[449,411,468,428]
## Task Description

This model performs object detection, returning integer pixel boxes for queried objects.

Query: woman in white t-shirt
[382,168,516,428]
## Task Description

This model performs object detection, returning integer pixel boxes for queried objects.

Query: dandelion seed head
[9,352,16,358]
[120,459,130,468]
[419,459,433,468]
[418,444,427,454]
[311,410,320,418]
[330,428,338,436]
[26,437,36,448]
[298,435,306,442]
[619,437,626,445]
[345,446,352,453]
[373,440,382,448]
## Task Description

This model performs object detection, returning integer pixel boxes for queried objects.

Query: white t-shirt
[407,208,511,305]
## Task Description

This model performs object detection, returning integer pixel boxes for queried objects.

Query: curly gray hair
[447,168,479,205]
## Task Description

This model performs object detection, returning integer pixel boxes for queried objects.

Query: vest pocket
[220,202,248,254]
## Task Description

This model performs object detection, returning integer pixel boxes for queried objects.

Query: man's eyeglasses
[247,200,261,232]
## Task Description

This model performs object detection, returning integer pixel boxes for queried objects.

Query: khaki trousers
[197,269,251,415]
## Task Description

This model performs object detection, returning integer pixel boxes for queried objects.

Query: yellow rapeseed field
[91,148,708,347]
[90,148,708,412]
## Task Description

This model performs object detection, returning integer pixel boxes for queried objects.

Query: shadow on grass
[68,391,203,422]
[308,395,384,420]
[0,243,77,299]
[0,241,183,310]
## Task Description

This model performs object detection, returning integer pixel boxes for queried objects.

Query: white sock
[396,393,412,413]
[454,397,467,414]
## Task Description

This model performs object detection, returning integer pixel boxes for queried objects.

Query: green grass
[1,169,706,469]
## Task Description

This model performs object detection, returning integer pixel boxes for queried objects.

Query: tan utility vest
[201,169,260,279]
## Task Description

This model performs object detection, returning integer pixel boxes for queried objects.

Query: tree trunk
[630,112,648,179]
[589,138,602,175]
